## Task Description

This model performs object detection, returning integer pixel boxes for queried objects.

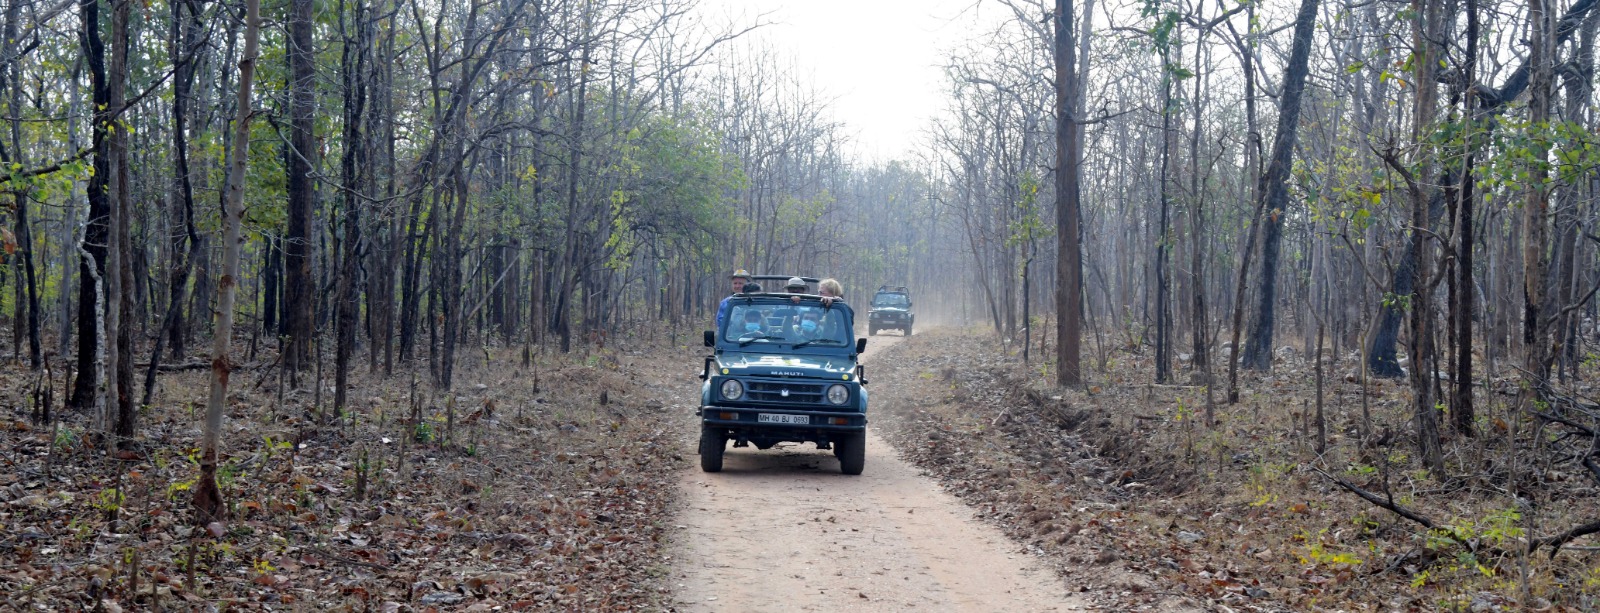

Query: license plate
[758,413,809,425]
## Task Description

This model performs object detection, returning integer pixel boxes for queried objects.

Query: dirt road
[670,334,1094,612]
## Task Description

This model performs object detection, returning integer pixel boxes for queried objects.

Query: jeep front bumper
[698,406,867,432]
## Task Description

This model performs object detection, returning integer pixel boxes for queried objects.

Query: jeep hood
[717,352,858,379]
[872,307,909,312]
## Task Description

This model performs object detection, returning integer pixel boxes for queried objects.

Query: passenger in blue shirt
[715,269,752,330]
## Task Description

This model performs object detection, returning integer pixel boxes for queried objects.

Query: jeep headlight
[720,379,744,401]
[826,384,849,405]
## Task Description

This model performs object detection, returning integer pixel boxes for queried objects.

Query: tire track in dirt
[669,334,1095,612]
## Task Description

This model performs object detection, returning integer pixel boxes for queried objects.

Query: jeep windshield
[872,293,909,308]
[724,300,851,349]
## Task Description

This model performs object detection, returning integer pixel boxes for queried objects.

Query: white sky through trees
[695,0,1005,161]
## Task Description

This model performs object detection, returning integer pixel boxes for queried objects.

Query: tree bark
[197,0,260,526]
[283,0,316,375]
[70,0,111,412]
[1223,1,1263,402]
[335,0,369,415]
[1153,29,1176,384]
[1054,0,1083,386]
[106,0,135,448]
[0,0,40,370]
[1523,0,1555,387]
[144,0,204,410]
[1240,0,1321,371]
[1405,0,1445,475]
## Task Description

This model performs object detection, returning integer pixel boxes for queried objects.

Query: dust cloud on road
[669,334,1095,612]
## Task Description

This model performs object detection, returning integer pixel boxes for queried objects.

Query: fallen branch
[1312,467,1465,544]
[134,360,211,372]
[1528,519,1600,558]
[1531,410,1596,437]
[1317,465,1600,561]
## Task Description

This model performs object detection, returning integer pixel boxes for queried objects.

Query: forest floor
[3,324,1597,611]
[863,328,1600,612]
[0,332,709,611]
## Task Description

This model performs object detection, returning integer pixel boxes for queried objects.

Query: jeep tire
[699,426,725,473]
[836,431,865,475]
[906,323,913,336]
[868,324,877,336]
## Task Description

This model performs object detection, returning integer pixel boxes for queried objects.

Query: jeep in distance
[868,285,914,336]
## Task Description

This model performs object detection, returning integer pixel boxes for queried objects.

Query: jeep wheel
[868,325,877,336]
[699,427,726,473]
[905,324,913,336]
[837,431,865,475]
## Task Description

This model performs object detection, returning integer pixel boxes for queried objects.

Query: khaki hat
[731,269,751,280]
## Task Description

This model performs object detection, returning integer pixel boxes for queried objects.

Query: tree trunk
[1450,0,1477,431]
[335,0,369,415]
[0,1,40,370]
[284,0,317,376]
[554,25,591,354]
[1153,31,1176,384]
[1240,0,1321,371]
[107,0,135,449]
[1405,0,1445,476]
[1223,2,1263,402]
[144,0,203,409]
[196,0,260,526]
[70,0,111,412]
[1188,35,1214,423]
[1523,0,1555,387]
[1054,0,1083,386]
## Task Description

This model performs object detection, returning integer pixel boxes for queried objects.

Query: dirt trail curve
[670,334,1095,612]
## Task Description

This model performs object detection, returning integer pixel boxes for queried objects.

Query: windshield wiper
[739,334,785,347]
[791,338,844,349]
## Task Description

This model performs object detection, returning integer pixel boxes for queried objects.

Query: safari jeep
[698,292,869,475]
[868,285,914,336]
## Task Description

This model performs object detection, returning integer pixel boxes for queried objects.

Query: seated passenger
[737,309,765,337]
[794,310,825,340]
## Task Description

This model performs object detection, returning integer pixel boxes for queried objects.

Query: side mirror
[856,338,867,354]
[704,330,716,347]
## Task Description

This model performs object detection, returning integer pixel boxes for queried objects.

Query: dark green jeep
[698,291,869,475]
[867,285,914,336]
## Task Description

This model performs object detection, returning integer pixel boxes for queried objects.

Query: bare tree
[195,0,261,525]
[1239,0,1321,372]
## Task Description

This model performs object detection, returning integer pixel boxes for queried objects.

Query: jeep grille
[747,382,824,403]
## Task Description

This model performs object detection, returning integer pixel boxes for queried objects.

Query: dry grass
[870,327,1600,611]
[0,333,706,611]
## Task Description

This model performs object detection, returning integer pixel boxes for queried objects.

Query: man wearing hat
[770,276,809,328]
[715,269,752,330]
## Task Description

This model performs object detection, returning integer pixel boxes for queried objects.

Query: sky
[694,0,1005,161]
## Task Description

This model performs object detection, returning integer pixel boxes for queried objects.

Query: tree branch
[1313,466,1448,536]
[1529,519,1600,558]
[0,147,93,186]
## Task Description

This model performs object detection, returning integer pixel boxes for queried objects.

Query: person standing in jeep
[715,269,752,330]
